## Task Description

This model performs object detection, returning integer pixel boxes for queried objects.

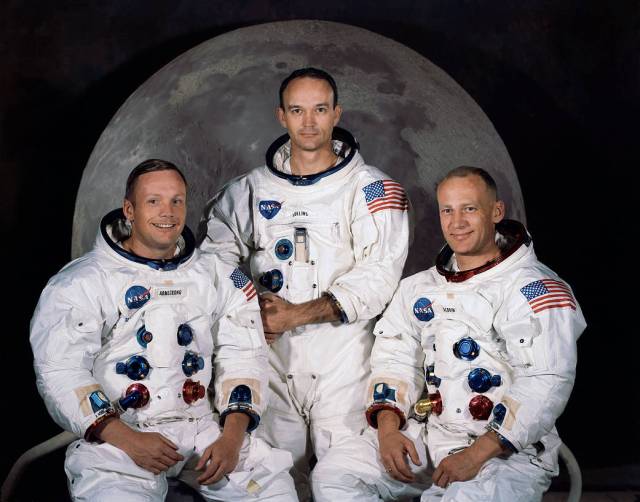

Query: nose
[159,199,175,217]
[302,109,315,127]
[452,210,466,228]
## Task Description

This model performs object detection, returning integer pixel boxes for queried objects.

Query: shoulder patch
[229,268,257,302]
[258,200,281,219]
[520,279,576,314]
[413,297,435,322]
[362,179,408,215]
[88,390,112,413]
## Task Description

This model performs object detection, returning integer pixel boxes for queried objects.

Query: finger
[388,465,414,483]
[262,317,279,333]
[139,461,161,475]
[195,449,213,471]
[161,445,184,461]
[145,460,169,474]
[159,435,179,450]
[159,453,181,467]
[380,450,403,477]
[437,474,450,489]
[261,310,273,323]
[432,466,446,487]
[197,460,225,485]
[199,468,226,485]
[404,438,422,466]
[389,453,414,482]
[380,458,397,478]
[259,293,276,303]
[393,449,415,480]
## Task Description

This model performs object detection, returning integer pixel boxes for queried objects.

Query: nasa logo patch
[259,200,281,220]
[413,297,434,322]
[125,285,151,310]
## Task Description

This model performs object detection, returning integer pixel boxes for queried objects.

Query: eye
[148,198,158,205]
[316,106,328,113]
[440,208,452,214]
[290,108,302,115]
[464,206,477,213]
[172,198,184,206]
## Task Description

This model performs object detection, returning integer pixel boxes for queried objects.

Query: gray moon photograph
[73,20,524,275]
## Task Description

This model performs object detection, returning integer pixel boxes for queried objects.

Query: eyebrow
[438,202,477,208]
[287,102,331,110]
[143,192,185,198]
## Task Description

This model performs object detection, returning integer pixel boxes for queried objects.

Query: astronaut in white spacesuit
[199,68,410,498]
[30,159,297,501]
[312,166,586,502]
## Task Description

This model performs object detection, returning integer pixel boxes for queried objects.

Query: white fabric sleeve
[365,278,425,427]
[199,177,254,266]
[30,271,116,439]
[211,260,268,430]
[327,179,410,323]
[491,274,586,451]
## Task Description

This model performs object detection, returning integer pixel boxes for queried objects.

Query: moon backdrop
[73,20,524,275]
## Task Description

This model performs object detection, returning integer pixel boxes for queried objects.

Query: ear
[276,106,286,128]
[123,198,135,222]
[333,104,342,126]
[493,200,505,223]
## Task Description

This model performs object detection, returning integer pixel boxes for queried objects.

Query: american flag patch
[520,279,576,314]
[230,268,257,302]
[362,180,408,215]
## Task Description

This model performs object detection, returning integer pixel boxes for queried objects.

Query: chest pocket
[419,292,496,377]
[286,261,319,303]
[496,316,546,372]
[252,213,346,303]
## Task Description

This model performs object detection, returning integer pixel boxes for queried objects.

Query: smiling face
[437,174,505,271]
[276,76,342,154]
[122,169,186,259]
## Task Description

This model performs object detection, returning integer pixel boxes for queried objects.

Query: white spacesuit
[30,209,297,501]
[200,127,410,494]
[312,220,586,502]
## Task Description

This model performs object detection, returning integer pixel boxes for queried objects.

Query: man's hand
[377,410,422,483]
[259,294,298,333]
[259,293,342,336]
[432,431,507,488]
[97,419,184,474]
[432,448,482,488]
[195,435,242,485]
[196,413,249,485]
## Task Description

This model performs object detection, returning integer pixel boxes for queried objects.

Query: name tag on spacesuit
[152,286,187,300]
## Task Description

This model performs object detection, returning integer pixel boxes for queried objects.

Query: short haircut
[279,67,339,109]
[437,166,498,198]
[125,159,187,202]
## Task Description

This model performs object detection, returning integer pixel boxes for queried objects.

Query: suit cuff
[326,286,354,323]
[365,403,407,430]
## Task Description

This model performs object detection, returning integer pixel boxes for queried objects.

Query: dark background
[2,0,636,497]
